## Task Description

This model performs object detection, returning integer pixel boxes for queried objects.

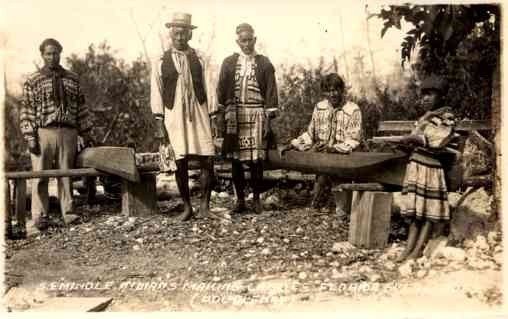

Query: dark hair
[236,23,254,35]
[321,73,345,92]
[39,38,63,54]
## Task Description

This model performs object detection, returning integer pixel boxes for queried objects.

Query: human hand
[154,119,168,142]
[263,117,271,139]
[402,134,424,146]
[312,143,327,152]
[278,144,293,157]
[28,139,40,155]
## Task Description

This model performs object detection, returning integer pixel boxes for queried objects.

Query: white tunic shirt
[150,48,214,160]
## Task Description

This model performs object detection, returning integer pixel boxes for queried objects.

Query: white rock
[368,274,382,282]
[246,193,254,201]
[332,241,355,253]
[359,265,372,274]
[256,237,264,244]
[330,261,340,268]
[211,191,218,198]
[468,258,492,270]
[423,236,448,259]
[331,269,343,280]
[487,231,500,247]
[398,262,414,278]
[135,238,143,244]
[265,195,279,205]
[416,256,430,269]
[475,235,490,251]
[261,248,271,255]
[385,261,396,271]
[435,247,466,262]
[133,245,141,251]
[428,269,437,277]
[463,239,475,249]
[416,270,428,279]
[494,245,502,254]
[298,272,308,280]
[493,253,503,266]
[296,227,304,234]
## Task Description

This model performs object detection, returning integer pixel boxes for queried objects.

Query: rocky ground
[3,176,503,312]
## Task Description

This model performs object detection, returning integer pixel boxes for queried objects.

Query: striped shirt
[21,68,90,142]
[234,53,264,108]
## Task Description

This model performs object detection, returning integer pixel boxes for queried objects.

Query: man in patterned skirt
[217,23,279,214]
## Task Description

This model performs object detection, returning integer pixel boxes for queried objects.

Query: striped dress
[400,107,459,222]
[233,53,266,161]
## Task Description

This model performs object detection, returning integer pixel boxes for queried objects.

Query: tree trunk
[491,57,501,220]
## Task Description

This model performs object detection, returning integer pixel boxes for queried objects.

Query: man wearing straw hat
[150,12,214,221]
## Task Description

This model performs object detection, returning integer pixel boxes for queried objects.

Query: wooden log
[121,173,158,216]
[332,183,386,192]
[77,147,140,182]
[266,150,408,186]
[5,168,104,179]
[378,120,491,133]
[348,191,392,249]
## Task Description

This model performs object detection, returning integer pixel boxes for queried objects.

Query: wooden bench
[4,167,158,234]
[332,119,492,249]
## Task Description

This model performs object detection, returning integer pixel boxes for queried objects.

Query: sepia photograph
[0,0,504,314]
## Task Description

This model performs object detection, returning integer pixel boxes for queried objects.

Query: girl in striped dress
[397,75,460,261]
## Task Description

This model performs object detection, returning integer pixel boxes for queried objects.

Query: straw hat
[165,12,197,29]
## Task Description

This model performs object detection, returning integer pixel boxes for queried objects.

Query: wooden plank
[378,120,491,133]
[5,168,104,180]
[14,179,27,228]
[27,297,112,312]
[332,183,386,192]
[348,191,392,249]
[122,173,158,216]
[76,147,140,182]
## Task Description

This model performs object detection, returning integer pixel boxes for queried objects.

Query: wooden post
[14,179,27,228]
[348,191,392,249]
[121,173,158,216]
[5,180,12,236]
[333,189,352,216]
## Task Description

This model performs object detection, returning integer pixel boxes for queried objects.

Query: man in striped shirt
[20,38,92,230]
[217,23,279,214]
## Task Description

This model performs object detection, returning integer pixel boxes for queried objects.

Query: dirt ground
[3,181,504,313]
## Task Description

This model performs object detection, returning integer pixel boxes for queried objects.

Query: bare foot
[407,249,423,261]
[396,250,411,263]
[199,201,209,217]
[232,201,247,214]
[177,205,194,222]
[253,198,263,214]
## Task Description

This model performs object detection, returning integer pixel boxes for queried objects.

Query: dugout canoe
[265,150,409,187]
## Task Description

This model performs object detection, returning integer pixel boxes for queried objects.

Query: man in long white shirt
[151,13,214,221]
